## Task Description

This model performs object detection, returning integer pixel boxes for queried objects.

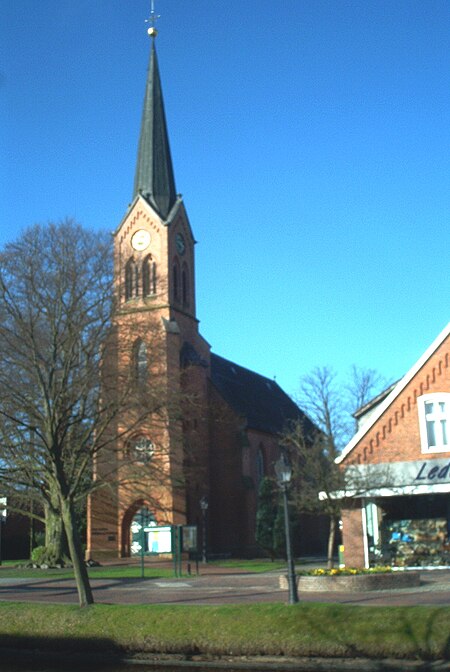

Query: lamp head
[274,454,292,485]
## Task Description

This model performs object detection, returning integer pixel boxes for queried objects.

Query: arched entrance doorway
[121,500,155,557]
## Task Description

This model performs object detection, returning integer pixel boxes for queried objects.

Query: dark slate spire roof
[133,40,177,219]
[210,354,314,435]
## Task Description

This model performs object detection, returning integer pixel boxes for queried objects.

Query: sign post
[130,512,198,579]
[130,510,174,577]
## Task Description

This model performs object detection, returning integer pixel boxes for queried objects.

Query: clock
[176,232,186,255]
[131,229,151,251]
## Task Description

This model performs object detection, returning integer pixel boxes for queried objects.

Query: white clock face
[131,229,151,251]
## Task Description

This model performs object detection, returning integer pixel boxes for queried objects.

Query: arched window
[256,446,265,484]
[125,257,137,300]
[182,263,189,307]
[135,340,147,385]
[173,258,180,302]
[142,255,157,297]
[125,257,139,300]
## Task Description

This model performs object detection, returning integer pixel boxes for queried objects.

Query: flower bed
[279,568,421,592]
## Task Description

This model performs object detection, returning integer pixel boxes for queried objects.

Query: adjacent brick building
[337,323,450,568]
[86,33,318,559]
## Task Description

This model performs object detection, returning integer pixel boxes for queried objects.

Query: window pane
[441,420,448,445]
[439,402,446,414]
[426,420,436,446]
[137,342,147,382]
[425,402,434,415]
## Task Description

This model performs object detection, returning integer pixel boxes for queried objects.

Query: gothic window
[125,257,137,300]
[256,445,265,484]
[173,258,180,302]
[418,394,450,453]
[125,257,140,300]
[134,339,147,385]
[142,255,157,296]
[182,263,189,307]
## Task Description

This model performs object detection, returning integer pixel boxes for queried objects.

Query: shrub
[30,546,47,565]
[301,565,393,576]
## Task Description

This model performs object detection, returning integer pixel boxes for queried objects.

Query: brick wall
[341,506,365,567]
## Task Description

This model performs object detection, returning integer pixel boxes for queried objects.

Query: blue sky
[1,0,449,398]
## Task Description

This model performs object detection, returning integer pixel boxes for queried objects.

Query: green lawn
[0,563,175,580]
[0,558,287,580]
[0,602,449,661]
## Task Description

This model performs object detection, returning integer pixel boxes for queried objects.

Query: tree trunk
[60,497,94,607]
[44,499,65,564]
[327,517,336,569]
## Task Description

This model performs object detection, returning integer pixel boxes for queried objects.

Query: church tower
[87,21,211,559]
[87,11,315,561]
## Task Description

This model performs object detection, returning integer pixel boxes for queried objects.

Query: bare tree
[346,365,389,432]
[295,367,348,455]
[287,365,387,567]
[0,220,116,606]
[281,419,343,568]
[0,220,198,605]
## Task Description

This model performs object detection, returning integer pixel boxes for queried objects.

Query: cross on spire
[145,0,160,37]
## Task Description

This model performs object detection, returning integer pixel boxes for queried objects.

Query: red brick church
[87,28,317,560]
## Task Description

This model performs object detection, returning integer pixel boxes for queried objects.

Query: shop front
[343,459,450,568]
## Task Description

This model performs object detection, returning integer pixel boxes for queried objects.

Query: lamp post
[0,498,7,567]
[199,496,208,564]
[274,455,299,604]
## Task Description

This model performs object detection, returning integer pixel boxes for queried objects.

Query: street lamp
[199,496,208,564]
[0,498,7,567]
[274,454,299,604]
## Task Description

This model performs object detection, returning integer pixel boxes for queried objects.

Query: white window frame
[418,393,450,454]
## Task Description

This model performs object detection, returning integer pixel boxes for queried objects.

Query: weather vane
[145,0,160,38]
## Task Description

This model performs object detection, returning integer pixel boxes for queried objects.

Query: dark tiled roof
[353,380,399,419]
[133,41,177,219]
[210,353,312,435]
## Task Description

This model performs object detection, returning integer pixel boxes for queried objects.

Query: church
[86,25,315,560]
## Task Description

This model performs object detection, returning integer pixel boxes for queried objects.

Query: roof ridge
[337,321,450,464]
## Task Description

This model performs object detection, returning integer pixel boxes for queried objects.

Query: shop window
[418,393,450,453]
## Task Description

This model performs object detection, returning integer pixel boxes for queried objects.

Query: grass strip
[0,559,284,580]
[0,602,449,661]
[0,565,175,580]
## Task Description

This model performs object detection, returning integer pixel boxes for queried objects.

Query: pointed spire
[133,38,177,220]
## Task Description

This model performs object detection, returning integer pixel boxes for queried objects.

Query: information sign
[182,526,197,552]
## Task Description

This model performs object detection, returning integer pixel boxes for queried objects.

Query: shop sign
[344,458,450,492]
[414,460,450,482]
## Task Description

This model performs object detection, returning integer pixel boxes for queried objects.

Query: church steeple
[133,34,177,220]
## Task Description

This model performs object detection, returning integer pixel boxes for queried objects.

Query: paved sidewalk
[0,565,449,606]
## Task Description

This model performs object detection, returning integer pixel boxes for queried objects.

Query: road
[0,566,450,606]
